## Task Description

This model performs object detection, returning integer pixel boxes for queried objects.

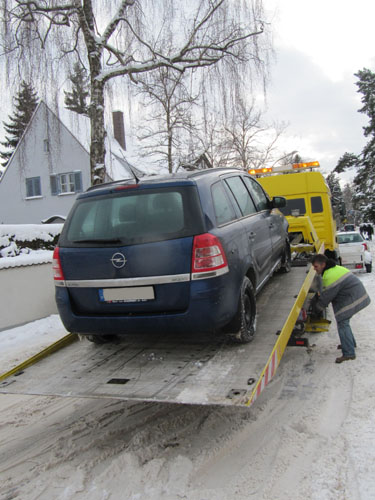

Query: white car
[336,231,372,273]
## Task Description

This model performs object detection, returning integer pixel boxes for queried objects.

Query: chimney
[112,111,126,150]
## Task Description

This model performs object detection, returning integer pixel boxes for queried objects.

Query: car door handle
[249,232,256,239]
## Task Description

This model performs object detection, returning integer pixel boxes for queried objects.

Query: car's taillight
[191,233,228,276]
[52,247,65,281]
[355,263,363,269]
[362,242,368,251]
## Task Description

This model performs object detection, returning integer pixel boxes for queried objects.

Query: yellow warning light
[292,161,320,169]
[248,167,273,175]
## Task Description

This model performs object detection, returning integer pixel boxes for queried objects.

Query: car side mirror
[272,196,286,209]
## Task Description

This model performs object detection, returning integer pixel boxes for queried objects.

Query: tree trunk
[167,111,173,173]
[80,2,106,186]
[90,78,106,185]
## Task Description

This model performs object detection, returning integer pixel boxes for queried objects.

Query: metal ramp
[0,266,311,407]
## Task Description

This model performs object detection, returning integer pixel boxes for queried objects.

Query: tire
[325,249,340,264]
[226,277,257,343]
[86,334,118,344]
[366,263,372,273]
[279,242,292,273]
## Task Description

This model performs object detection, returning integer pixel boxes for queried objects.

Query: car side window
[224,176,257,216]
[243,177,269,211]
[211,181,237,225]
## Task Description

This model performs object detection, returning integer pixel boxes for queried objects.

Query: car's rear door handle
[249,231,256,239]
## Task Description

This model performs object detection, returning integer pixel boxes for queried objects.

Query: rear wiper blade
[73,238,123,243]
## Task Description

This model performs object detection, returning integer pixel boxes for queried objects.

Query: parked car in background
[343,224,356,232]
[336,231,372,273]
[53,168,290,344]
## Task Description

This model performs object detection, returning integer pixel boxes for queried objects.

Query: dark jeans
[337,318,356,357]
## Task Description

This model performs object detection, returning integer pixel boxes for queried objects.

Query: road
[1,273,375,499]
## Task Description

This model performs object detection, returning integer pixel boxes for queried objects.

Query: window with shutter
[26,177,41,197]
[50,171,83,195]
[50,175,59,195]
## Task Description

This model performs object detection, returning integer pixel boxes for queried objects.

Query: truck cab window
[311,196,323,213]
[279,198,306,216]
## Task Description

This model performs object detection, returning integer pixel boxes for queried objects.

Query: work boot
[335,355,356,364]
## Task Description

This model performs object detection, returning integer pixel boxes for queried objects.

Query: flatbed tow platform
[0,265,318,407]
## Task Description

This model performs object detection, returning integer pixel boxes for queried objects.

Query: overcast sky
[264,0,375,179]
[1,1,374,184]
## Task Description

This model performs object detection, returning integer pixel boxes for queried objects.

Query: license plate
[99,287,155,303]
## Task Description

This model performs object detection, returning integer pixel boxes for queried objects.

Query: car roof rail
[86,178,137,192]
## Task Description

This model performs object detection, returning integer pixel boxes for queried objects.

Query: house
[0,101,140,224]
[180,152,213,171]
[0,101,90,224]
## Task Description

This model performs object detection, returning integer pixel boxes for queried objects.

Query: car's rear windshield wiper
[72,238,123,243]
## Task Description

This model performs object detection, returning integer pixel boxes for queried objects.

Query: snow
[1,247,375,499]
[0,224,61,269]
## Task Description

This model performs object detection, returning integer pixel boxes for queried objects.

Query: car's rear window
[60,186,205,246]
[337,233,363,244]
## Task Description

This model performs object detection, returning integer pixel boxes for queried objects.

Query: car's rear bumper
[55,279,239,336]
[340,258,366,271]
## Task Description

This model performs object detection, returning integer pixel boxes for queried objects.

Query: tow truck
[253,161,340,264]
[0,163,334,408]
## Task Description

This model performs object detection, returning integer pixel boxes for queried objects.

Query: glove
[310,292,325,314]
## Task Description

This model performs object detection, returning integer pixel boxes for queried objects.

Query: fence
[0,262,57,331]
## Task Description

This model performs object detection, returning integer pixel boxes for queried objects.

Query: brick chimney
[112,111,126,150]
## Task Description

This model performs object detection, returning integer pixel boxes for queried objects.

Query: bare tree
[194,112,224,168]
[2,0,269,184]
[136,68,199,173]
[219,98,286,170]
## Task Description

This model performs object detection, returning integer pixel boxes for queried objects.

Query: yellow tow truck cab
[257,168,339,261]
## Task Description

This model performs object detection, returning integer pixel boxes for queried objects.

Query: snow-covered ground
[1,251,375,499]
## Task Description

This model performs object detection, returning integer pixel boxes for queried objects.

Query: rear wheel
[280,242,292,273]
[225,277,257,343]
[86,334,118,344]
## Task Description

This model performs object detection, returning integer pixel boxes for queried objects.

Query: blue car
[53,168,290,343]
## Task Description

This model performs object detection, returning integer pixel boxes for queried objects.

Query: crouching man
[311,254,371,363]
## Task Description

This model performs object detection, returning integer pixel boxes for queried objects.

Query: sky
[1,1,375,184]
[264,0,375,180]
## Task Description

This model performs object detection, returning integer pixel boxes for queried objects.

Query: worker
[310,254,370,363]
[367,223,373,240]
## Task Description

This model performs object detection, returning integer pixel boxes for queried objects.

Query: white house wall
[0,102,90,223]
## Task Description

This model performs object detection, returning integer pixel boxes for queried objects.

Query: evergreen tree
[333,152,359,173]
[351,68,375,221]
[64,63,90,116]
[0,81,39,167]
[326,172,346,224]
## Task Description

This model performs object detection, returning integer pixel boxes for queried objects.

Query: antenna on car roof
[127,164,140,184]
[114,150,143,184]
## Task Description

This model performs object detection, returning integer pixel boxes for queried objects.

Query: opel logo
[111,252,127,269]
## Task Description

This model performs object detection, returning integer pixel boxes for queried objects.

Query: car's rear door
[243,176,285,260]
[223,174,273,288]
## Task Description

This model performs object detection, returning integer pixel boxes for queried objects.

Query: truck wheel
[280,242,291,273]
[366,263,372,273]
[226,277,257,343]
